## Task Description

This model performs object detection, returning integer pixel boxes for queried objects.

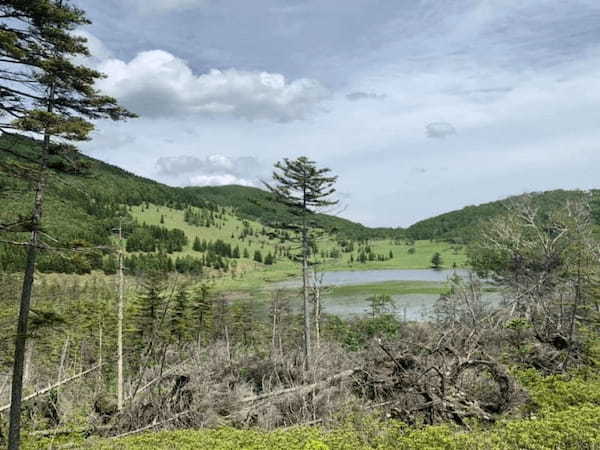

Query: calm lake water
[320,292,501,322]
[272,268,471,289]
[270,269,488,321]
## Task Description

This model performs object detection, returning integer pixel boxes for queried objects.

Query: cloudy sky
[72,0,600,227]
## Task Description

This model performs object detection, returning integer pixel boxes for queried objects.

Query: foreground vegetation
[78,407,600,449]
[25,357,600,449]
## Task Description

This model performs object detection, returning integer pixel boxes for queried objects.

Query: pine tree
[132,273,164,350]
[431,252,443,269]
[192,236,202,252]
[264,252,275,265]
[253,250,263,263]
[190,283,212,342]
[0,2,135,446]
[170,289,189,345]
[264,157,338,369]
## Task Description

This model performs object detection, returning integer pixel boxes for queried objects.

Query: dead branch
[241,368,358,403]
[0,364,102,413]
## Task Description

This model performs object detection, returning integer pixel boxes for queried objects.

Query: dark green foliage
[322,314,403,351]
[124,253,174,275]
[125,224,187,253]
[253,250,263,263]
[264,252,274,265]
[174,256,203,275]
[430,252,442,269]
[101,255,118,275]
[189,283,212,342]
[192,237,202,252]
[131,273,165,348]
[170,290,189,344]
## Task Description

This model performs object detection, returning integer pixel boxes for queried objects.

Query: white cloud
[95,50,329,121]
[189,174,255,187]
[155,154,266,187]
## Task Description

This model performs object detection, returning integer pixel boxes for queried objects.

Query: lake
[270,268,492,321]
[271,268,471,289]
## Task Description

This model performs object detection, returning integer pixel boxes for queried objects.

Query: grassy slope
[131,204,467,293]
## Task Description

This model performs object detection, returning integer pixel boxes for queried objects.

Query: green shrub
[516,369,600,412]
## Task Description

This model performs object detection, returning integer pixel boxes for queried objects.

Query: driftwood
[0,364,102,414]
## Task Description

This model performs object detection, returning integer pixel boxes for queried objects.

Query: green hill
[406,189,600,243]
[0,135,397,238]
[0,136,409,275]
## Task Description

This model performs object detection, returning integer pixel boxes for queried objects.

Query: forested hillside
[406,189,600,242]
[0,136,405,275]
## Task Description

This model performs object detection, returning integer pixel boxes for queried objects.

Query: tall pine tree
[264,157,338,369]
[0,2,135,447]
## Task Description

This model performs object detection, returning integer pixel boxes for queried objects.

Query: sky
[71,0,600,227]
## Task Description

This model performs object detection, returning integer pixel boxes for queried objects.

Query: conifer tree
[193,236,202,252]
[0,2,135,447]
[132,273,164,348]
[431,252,443,269]
[264,157,338,369]
[190,283,212,343]
[170,289,189,345]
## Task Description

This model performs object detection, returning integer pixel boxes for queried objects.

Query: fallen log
[240,368,359,403]
[0,364,102,413]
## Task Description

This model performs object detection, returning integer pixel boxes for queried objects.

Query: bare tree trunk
[271,294,278,357]
[57,337,70,384]
[312,267,322,351]
[8,81,55,450]
[97,323,103,390]
[117,221,125,411]
[568,259,583,349]
[22,341,33,389]
[302,227,311,370]
[8,243,39,449]
[224,325,231,362]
